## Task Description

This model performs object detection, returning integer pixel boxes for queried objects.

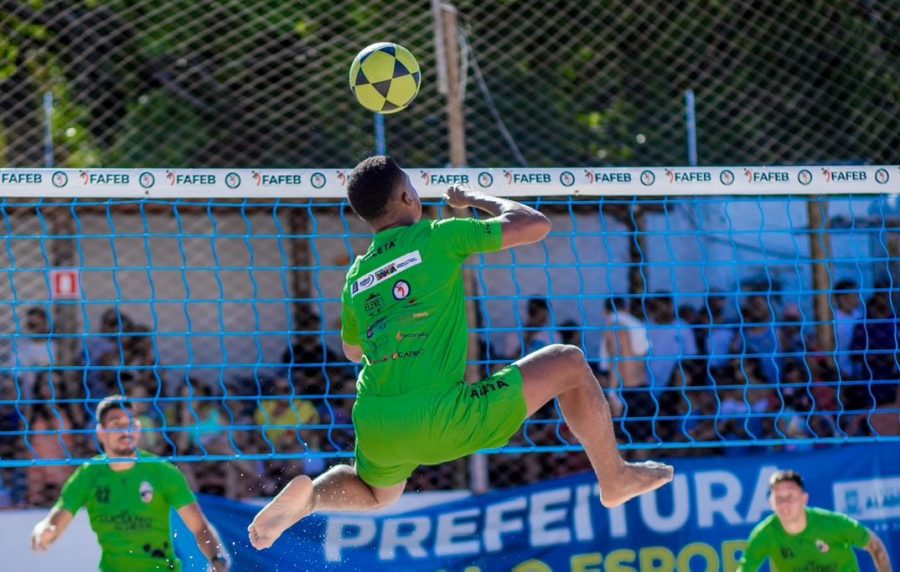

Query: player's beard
[110,434,137,457]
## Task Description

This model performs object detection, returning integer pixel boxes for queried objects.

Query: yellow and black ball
[349,42,421,114]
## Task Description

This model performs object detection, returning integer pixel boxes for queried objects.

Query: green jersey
[738,507,871,572]
[55,450,196,572]
[341,218,502,397]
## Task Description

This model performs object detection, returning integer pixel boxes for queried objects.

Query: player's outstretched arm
[30,507,74,552]
[444,184,551,249]
[177,503,231,571]
[865,531,892,572]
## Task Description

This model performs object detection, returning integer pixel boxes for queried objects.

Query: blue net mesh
[0,193,898,484]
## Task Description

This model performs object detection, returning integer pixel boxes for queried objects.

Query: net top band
[0,165,897,198]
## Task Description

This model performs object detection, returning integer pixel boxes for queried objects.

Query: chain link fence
[2,1,897,169]
[1,1,899,505]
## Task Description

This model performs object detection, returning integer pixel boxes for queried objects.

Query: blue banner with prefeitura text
[174,444,900,572]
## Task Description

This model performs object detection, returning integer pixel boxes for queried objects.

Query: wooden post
[807,197,835,353]
[442,3,466,168]
[438,1,485,492]
[626,205,649,316]
[289,205,313,330]
[49,205,80,396]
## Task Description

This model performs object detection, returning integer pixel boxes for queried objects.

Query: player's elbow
[343,341,364,363]
[531,213,552,240]
[501,212,552,248]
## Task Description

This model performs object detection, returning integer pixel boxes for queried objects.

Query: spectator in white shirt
[832,278,863,380]
[9,307,53,401]
[646,293,698,395]
[599,297,650,387]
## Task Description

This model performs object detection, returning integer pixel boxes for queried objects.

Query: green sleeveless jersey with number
[341,218,502,397]
[55,450,196,571]
[738,507,871,572]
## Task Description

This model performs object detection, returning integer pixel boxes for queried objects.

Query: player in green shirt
[30,395,231,571]
[249,155,673,550]
[738,470,892,572]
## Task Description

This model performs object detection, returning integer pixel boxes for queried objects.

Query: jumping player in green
[248,155,674,549]
[30,396,231,571]
[738,470,892,572]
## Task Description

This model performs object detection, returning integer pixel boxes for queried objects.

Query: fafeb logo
[665,169,712,183]
[743,168,789,183]
[585,170,631,184]
[337,171,348,187]
[420,171,469,186]
[251,171,302,186]
[1,172,42,184]
[166,171,216,185]
[503,171,552,184]
[822,168,867,183]
[79,171,130,185]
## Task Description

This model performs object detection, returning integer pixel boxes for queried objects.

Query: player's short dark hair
[347,155,405,223]
[769,469,805,491]
[96,395,133,425]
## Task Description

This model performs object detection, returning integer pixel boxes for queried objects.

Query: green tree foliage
[0,0,896,168]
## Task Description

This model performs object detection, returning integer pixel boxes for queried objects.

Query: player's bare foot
[248,475,314,550]
[600,461,674,508]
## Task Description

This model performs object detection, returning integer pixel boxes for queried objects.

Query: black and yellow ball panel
[349,42,421,114]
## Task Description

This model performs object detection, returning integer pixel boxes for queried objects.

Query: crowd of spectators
[488,282,899,486]
[1,280,898,504]
[0,305,354,507]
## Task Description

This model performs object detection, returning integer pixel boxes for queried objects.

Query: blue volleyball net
[0,166,898,492]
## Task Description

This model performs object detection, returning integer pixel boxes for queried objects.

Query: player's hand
[443,184,482,209]
[30,521,56,552]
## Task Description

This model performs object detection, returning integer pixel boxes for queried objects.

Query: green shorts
[352,365,527,488]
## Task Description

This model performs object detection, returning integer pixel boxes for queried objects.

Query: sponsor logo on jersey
[139,481,154,503]
[351,251,422,297]
[392,280,411,300]
[395,331,428,341]
[815,540,830,553]
[95,485,111,503]
[366,317,387,339]
[364,293,384,317]
[391,350,422,360]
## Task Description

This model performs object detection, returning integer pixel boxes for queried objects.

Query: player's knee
[549,343,588,374]
[373,482,405,508]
